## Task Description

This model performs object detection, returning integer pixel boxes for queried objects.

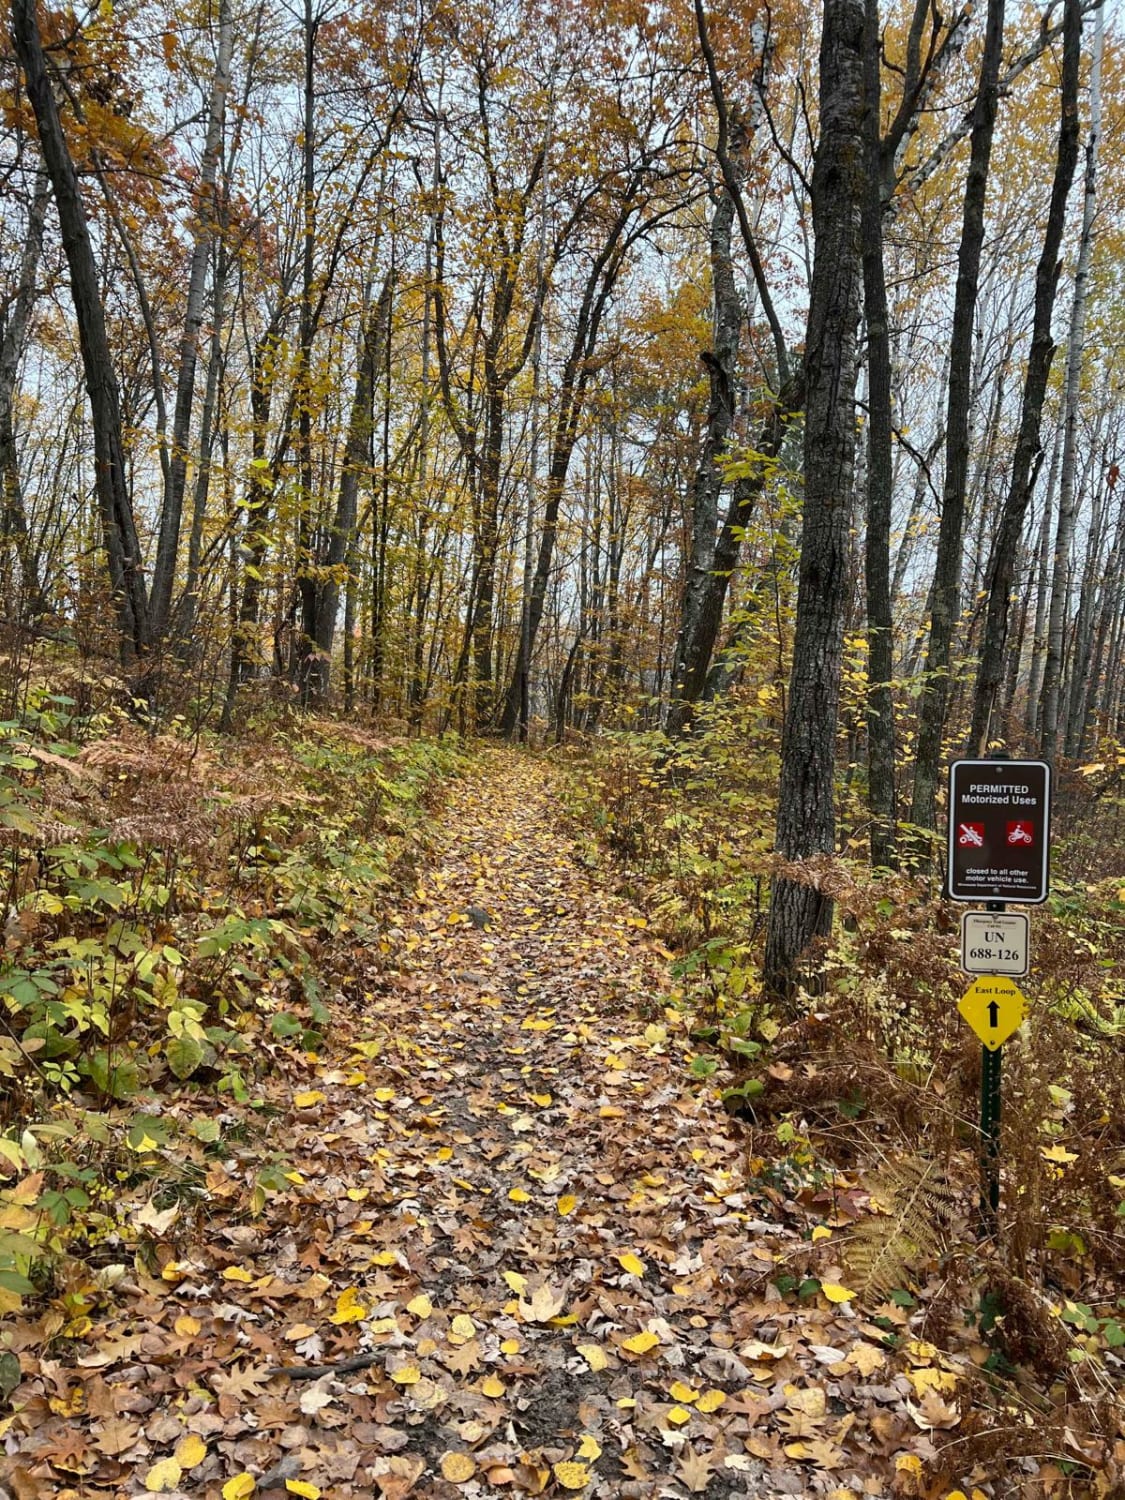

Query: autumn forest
[0,0,1123,1494]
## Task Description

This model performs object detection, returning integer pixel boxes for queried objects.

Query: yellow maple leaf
[329,1288,367,1324]
[440,1452,476,1483]
[285,1483,321,1499]
[144,1458,183,1493]
[557,1195,577,1216]
[174,1433,207,1470]
[617,1251,646,1277]
[576,1343,607,1372]
[621,1330,660,1355]
[222,1478,256,1500]
[1041,1144,1078,1164]
[293,1090,325,1108]
[553,1460,590,1489]
[820,1283,856,1304]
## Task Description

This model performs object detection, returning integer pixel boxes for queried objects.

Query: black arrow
[987,1000,999,1028]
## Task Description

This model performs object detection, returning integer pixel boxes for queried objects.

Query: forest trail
[6,752,953,1500]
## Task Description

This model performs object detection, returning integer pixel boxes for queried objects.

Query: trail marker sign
[958,976,1027,1050]
[961,911,1029,976]
[948,759,1051,903]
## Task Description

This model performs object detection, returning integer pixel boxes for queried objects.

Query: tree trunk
[11,0,150,664]
[149,0,232,638]
[967,0,1079,754]
[665,188,740,739]
[860,0,896,867]
[1041,0,1102,762]
[909,0,1005,832]
[763,0,866,998]
[1025,418,1061,735]
[0,167,49,617]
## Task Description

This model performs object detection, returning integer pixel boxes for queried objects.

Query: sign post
[947,758,1050,1237]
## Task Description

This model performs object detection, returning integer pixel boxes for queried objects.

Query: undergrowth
[564,693,1125,1486]
[0,688,463,1321]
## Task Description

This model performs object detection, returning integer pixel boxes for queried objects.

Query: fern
[845,1155,959,1300]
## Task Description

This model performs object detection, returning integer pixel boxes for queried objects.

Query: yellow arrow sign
[958,976,1027,1050]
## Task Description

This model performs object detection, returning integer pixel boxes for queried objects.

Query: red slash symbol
[1007,820,1034,845]
[957,822,985,847]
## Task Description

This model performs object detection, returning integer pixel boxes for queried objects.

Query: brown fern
[845,1155,959,1300]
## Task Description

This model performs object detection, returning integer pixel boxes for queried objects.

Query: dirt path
[4,752,943,1500]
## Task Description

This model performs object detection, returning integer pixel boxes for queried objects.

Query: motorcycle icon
[1007,821,1034,845]
[957,823,985,848]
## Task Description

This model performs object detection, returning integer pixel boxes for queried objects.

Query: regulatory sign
[958,976,1027,1050]
[948,759,1051,903]
[961,911,1030,977]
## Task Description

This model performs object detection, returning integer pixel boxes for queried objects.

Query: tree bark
[860,0,896,867]
[909,0,1005,832]
[967,0,1080,754]
[763,0,866,998]
[11,0,150,664]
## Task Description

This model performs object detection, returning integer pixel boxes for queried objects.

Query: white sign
[960,911,1030,977]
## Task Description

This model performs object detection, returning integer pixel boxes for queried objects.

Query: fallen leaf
[440,1452,476,1483]
[621,1329,660,1355]
[144,1458,182,1492]
[553,1461,590,1489]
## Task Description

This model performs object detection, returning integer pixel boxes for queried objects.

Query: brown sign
[947,759,1051,903]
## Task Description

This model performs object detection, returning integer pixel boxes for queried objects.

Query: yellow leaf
[450,1313,476,1342]
[668,1381,698,1404]
[508,1187,530,1203]
[144,1458,183,1492]
[667,1406,692,1426]
[407,1293,433,1318]
[1041,1144,1078,1164]
[557,1195,577,1216]
[390,1364,421,1384]
[223,1478,257,1500]
[553,1461,590,1489]
[481,1374,505,1398]
[821,1283,856,1304]
[222,1266,253,1283]
[174,1314,201,1337]
[895,1455,923,1476]
[811,1225,832,1242]
[617,1252,646,1277]
[944,1492,970,1500]
[695,1389,725,1413]
[518,1283,566,1323]
[598,1106,624,1119]
[576,1435,602,1460]
[174,1433,207,1470]
[530,1093,552,1106]
[440,1452,476,1483]
[293,1090,325,1108]
[285,1484,321,1499]
[621,1330,660,1355]
[501,1337,521,1354]
[329,1288,367,1324]
[576,1343,607,1372]
[503,1271,528,1295]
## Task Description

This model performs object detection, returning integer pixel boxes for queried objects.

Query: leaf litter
[0,752,1084,1498]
